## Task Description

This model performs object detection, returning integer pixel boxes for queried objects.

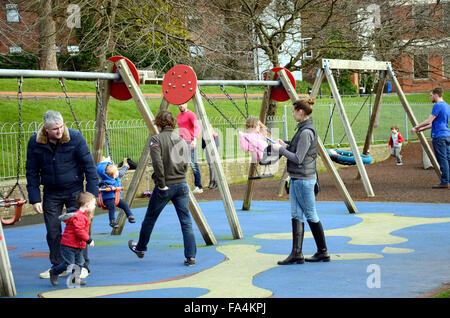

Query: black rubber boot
[208,166,217,189]
[305,220,330,262]
[278,219,305,265]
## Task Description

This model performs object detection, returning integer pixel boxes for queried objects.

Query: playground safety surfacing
[3,200,450,298]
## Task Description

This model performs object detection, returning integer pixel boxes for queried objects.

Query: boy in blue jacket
[96,158,136,228]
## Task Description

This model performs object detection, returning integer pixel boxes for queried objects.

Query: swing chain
[219,85,248,120]
[243,85,249,118]
[3,77,27,200]
[58,78,82,133]
[199,89,238,130]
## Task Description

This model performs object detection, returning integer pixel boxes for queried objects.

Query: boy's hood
[59,206,79,223]
[96,161,114,181]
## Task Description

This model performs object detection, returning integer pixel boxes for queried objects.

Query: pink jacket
[239,132,268,162]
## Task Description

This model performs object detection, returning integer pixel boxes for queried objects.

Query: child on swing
[96,158,136,228]
[239,117,271,163]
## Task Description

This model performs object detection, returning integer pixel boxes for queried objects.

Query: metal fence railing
[0,102,432,180]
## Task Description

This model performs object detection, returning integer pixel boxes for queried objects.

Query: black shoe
[128,240,145,258]
[128,216,136,223]
[109,220,119,228]
[278,219,305,265]
[184,257,196,266]
[208,182,218,189]
[305,220,331,262]
[306,251,331,262]
[49,270,59,286]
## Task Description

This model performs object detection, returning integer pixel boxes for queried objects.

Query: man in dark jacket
[26,110,98,279]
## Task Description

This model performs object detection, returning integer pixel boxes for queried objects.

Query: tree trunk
[95,0,119,70]
[38,0,58,70]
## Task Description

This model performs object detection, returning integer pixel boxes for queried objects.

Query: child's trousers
[104,198,133,222]
[390,145,402,163]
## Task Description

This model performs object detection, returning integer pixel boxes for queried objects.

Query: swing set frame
[0,57,440,297]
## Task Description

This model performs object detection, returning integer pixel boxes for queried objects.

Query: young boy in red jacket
[49,192,96,286]
[389,125,405,165]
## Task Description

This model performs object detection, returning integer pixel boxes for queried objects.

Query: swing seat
[248,145,279,180]
[327,148,373,165]
[248,173,274,180]
[259,144,281,166]
[97,186,123,210]
[0,198,27,225]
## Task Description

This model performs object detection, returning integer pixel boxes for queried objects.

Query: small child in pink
[239,118,269,162]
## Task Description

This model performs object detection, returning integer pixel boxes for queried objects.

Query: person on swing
[96,158,136,228]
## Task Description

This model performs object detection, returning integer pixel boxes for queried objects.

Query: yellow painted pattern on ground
[40,213,450,298]
[255,213,450,245]
[39,245,382,298]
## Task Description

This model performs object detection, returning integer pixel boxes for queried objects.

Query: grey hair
[43,110,64,127]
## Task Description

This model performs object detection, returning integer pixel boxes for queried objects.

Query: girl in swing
[238,117,270,163]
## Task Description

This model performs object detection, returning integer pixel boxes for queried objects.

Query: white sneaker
[80,267,89,279]
[192,187,203,194]
[39,268,68,279]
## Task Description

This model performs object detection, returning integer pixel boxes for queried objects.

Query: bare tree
[37,0,57,70]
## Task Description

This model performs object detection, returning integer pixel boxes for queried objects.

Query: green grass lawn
[0,77,441,124]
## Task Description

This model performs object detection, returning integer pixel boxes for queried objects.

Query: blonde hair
[245,117,260,129]
[293,98,315,115]
[105,164,118,178]
[77,191,95,208]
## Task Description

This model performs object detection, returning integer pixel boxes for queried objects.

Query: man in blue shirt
[412,87,450,188]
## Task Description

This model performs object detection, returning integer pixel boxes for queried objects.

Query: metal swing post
[278,67,358,213]
[115,60,218,244]
[323,59,375,197]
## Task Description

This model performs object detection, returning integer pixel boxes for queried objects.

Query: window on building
[8,46,22,53]
[302,38,312,59]
[443,55,450,79]
[6,3,20,22]
[189,45,204,57]
[67,45,79,56]
[413,54,429,79]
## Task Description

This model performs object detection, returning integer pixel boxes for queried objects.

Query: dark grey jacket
[150,127,189,188]
[279,118,318,179]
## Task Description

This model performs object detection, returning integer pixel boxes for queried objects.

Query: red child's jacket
[388,132,405,148]
[60,209,91,249]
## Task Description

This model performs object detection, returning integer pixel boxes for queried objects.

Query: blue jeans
[42,190,89,268]
[50,244,84,276]
[289,178,320,223]
[104,198,133,222]
[432,136,450,184]
[188,142,202,188]
[136,183,197,258]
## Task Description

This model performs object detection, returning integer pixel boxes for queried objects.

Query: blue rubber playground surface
[3,200,450,298]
